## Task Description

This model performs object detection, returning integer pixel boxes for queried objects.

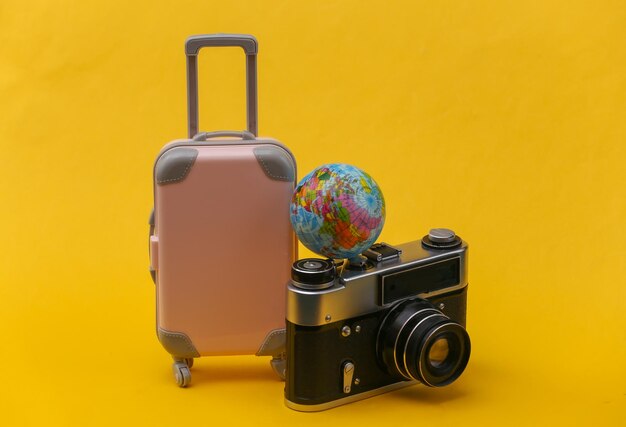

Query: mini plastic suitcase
[149,34,297,387]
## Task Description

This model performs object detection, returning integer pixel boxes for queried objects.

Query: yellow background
[1,0,624,425]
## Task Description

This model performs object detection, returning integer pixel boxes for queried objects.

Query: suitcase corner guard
[156,147,199,185]
[253,146,295,182]
[255,328,286,357]
[158,327,200,358]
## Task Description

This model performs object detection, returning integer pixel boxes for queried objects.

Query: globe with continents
[290,163,385,261]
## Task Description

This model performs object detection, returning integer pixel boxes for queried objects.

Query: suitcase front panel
[154,143,295,356]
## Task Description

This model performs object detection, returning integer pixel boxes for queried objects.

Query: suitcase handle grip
[192,130,255,141]
[185,34,258,139]
[185,34,258,55]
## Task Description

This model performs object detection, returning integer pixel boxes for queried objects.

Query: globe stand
[346,254,373,271]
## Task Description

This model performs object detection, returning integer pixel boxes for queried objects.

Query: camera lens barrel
[377,298,471,387]
[291,258,336,290]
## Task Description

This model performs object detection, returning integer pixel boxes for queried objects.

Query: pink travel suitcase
[148,34,297,387]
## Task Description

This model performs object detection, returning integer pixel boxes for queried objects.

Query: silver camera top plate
[287,239,468,326]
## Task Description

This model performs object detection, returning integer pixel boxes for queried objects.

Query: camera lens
[291,258,336,290]
[427,337,449,368]
[377,298,470,387]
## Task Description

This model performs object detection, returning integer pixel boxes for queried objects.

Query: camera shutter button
[428,228,456,243]
[422,228,462,249]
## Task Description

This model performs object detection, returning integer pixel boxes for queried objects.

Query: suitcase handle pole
[185,34,259,139]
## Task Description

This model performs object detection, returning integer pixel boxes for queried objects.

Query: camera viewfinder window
[380,258,460,305]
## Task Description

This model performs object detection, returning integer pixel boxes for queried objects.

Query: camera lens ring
[377,297,471,387]
[392,310,441,380]
[377,307,438,380]
[408,321,470,386]
[400,313,449,381]
[377,298,439,379]
[420,328,465,382]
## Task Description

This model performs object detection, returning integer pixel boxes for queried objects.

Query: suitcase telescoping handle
[192,130,255,141]
[185,34,258,138]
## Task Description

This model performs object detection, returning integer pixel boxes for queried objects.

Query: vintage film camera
[285,228,471,411]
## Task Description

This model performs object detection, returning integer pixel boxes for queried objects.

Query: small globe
[290,163,386,260]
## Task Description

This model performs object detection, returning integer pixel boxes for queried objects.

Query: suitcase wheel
[270,355,286,381]
[172,360,191,387]
[172,357,194,369]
